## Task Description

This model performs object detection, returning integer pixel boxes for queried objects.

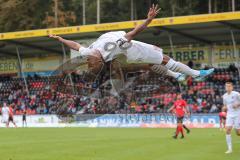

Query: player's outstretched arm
[49,34,81,51]
[167,106,174,113]
[124,4,160,41]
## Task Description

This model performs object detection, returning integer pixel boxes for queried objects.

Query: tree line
[0,0,238,32]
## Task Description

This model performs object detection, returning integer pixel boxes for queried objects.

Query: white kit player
[1,102,10,127]
[223,82,240,154]
[49,4,214,81]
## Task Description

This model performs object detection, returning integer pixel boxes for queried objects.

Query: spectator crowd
[0,66,239,115]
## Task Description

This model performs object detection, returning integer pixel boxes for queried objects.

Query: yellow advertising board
[0,59,18,74]
[213,45,240,62]
[0,45,239,74]
[163,46,210,64]
[0,56,62,74]
[163,45,240,67]
[22,56,62,72]
[0,12,239,40]
[163,45,239,64]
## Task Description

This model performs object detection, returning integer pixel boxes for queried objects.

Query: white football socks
[150,64,182,79]
[165,59,200,77]
[226,134,232,151]
[166,70,181,79]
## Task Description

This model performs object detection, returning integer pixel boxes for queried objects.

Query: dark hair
[225,81,233,85]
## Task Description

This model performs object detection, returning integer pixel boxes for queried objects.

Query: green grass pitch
[0,128,239,160]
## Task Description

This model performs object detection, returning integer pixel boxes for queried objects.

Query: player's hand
[147,4,161,20]
[49,34,61,40]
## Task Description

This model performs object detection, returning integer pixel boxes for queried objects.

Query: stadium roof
[0,11,239,58]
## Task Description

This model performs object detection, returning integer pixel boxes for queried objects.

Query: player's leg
[6,120,9,128]
[234,115,240,136]
[179,118,185,138]
[126,41,186,81]
[150,64,186,81]
[25,119,27,127]
[12,120,17,128]
[24,120,27,127]
[222,118,226,131]
[126,41,213,80]
[179,124,184,139]
[3,117,8,127]
[10,117,17,127]
[22,117,26,127]
[166,70,185,80]
[183,124,190,134]
[225,117,233,153]
[182,115,190,133]
[173,123,181,139]
[226,127,233,153]
[219,117,223,131]
[161,55,214,80]
[173,117,184,139]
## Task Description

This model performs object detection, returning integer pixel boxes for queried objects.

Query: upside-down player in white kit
[1,102,10,127]
[49,4,214,82]
[223,82,240,154]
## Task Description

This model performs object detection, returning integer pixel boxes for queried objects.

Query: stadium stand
[0,64,239,115]
[0,12,239,116]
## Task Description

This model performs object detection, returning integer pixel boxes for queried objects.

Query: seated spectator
[209,104,218,113]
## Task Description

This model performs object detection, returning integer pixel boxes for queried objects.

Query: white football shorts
[226,114,240,129]
[125,40,163,65]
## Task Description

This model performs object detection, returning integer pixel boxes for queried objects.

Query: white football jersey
[223,91,240,116]
[1,106,9,116]
[79,31,127,62]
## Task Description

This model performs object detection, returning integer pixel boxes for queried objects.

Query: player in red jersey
[219,107,227,131]
[168,94,190,139]
[7,104,17,128]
